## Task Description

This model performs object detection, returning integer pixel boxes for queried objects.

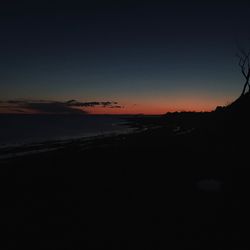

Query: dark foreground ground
[1,110,250,249]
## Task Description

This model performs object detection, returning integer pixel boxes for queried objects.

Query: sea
[0,114,133,148]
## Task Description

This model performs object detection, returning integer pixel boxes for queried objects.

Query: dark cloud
[7,100,27,104]
[0,99,123,114]
[66,100,119,108]
[25,102,87,114]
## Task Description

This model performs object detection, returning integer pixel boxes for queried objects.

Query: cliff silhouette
[226,91,250,114]
[214,90,250,134]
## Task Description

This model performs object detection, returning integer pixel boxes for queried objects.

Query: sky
[1,0,250,114]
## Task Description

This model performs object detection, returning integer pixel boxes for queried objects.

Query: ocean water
[0,114,132,147]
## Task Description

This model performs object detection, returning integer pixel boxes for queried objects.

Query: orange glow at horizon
[0,95,232,115]
[86,98,226,115]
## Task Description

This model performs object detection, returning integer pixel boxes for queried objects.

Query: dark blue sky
[1,1,250,114]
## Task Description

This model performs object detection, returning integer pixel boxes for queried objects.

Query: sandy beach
[1,111,249,249]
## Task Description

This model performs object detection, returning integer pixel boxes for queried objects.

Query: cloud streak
[65,100,121,108]
[0,100,123,114]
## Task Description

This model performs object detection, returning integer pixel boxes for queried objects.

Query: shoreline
[0,119,150,161]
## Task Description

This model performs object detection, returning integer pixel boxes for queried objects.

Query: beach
[1,113,249,249]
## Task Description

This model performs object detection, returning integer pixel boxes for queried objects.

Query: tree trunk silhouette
[241,80,249,96]
[237,48,250,96]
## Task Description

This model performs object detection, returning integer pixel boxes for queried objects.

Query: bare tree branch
[237,47,250,96]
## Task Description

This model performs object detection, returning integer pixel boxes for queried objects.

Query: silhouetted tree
[237,48,250,96]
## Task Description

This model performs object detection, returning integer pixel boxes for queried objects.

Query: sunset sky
[1,1,250,114]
